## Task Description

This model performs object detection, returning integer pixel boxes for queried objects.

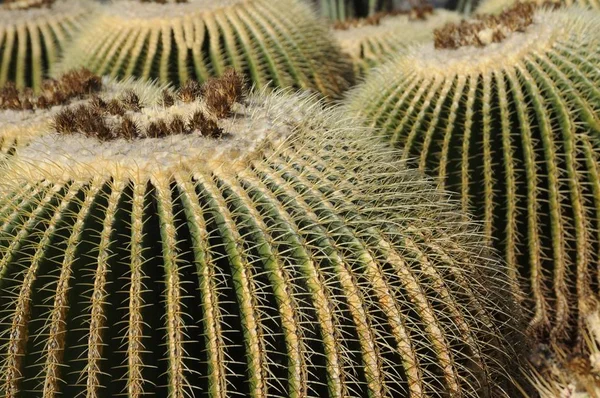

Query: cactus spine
[333,8,460,77]
[346,4,600,353]
[0,70,529,397]
[54,0,354,98]
[0,0,91,90]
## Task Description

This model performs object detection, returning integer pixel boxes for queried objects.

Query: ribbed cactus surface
[333,8,460,77]
[0,71,528,397]
[346,5,600,349]
[54,0,354,98]
[0,0,91,90]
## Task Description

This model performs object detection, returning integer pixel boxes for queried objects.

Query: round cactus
[53,0,354,98]
[0,69,530,397]
[0,0,92,91]
[346,3,600,350]
[333,7,461,77]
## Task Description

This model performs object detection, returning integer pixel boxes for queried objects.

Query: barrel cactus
[0,69,531,397]
[333,7,460,77]
[0,0,92,91]
[53,0,354,98]
[346,4,600,353]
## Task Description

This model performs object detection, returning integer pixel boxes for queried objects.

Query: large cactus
[346,3,600,353]
[333,7,460,77]
[0,70,530,397]
[0,0,92,91]
[53,0,354,98]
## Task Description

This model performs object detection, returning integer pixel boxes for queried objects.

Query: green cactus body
[0,71,528,397]
[333,9,461,78]
[476,0,599,15]
[54,0,354,98]
[346,5,600,351]
[0,0,92,91]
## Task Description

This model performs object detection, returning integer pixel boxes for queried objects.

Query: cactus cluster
[346,4,600,351]
[0,0,91,90]
[333,7,460,77]
[53,0,354,98]
[0,70,531,397]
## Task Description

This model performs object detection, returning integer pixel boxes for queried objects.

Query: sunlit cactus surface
[0,70,529,397]
[53,0,354,98]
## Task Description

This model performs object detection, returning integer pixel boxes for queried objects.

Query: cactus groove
[0,0,91,90]
[54,0,354,98]
[0,73,527,397]
[346,5,600,350]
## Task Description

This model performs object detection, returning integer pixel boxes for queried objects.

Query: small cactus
[53,0,354,98]
[0,0,92,90]
[333,6,460,77]
[346,4,600,351]
[0,70,529,397]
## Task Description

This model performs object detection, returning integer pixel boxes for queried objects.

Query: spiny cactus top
[333,7,460,77]
[0,69,529,397]
[53,0,354,98]
[0,0,92,90]
[346,3,600,351]
[476,0,599,15]
[0,68,164,159]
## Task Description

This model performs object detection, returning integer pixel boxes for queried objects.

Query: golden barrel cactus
[53,0,354,98]
[0,0,92,90]
[346,4,600,350]
[0,70,529,397]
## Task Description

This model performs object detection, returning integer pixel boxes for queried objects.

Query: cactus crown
[52,69,244,141]
[0,68,102,111]
[434,2,537,49]
[332,5,434,30]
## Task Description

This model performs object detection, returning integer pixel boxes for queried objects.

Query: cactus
[0,0,92,91]
[346,4,600,352]
[0,69,530,397]
[476,0,599,15]
[53,0,354,98]
[333,7,460,77]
